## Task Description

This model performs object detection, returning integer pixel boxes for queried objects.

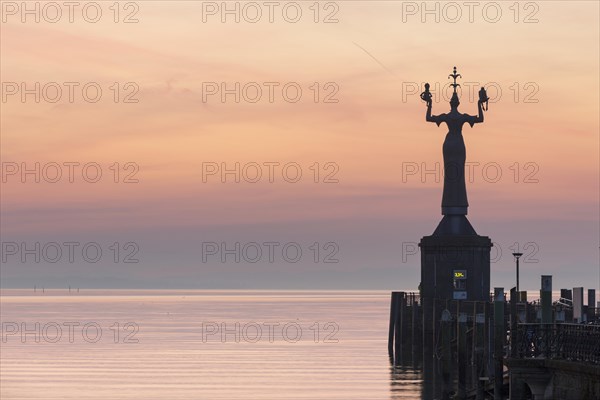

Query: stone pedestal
[419,216,492,301]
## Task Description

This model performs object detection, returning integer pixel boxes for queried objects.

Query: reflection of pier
[388,282,600,399]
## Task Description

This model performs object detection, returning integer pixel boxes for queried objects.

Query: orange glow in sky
[1,1,599,290]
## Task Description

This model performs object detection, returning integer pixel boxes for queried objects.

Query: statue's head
[450,92,460,110]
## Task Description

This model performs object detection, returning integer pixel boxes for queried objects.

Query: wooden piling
[440,306,452,400]
[394,293,405,364]
[588,289,596,322]
[483,301,491,383]
[457,301,467,399]
[510,287,517,358]
[388,291,398,359]
[541,276,552,324]
[411,294,416,361]
[422,297,435,400]
[493,288,504,400]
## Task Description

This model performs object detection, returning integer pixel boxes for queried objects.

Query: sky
[1,1,599,292]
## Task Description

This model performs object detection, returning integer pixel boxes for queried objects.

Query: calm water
[0,290,422,399]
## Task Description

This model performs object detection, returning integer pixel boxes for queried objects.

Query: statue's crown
[448,66,462,94]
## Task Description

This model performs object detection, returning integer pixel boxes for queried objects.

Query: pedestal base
[419,228,492,301]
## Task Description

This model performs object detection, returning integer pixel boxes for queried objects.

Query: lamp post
[513,252,523,295]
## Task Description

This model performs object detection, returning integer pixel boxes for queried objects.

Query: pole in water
[394,293,404,365]
[388,292,398,360]
[493,288,505,400]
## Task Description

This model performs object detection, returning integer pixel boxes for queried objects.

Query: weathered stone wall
[547,360,600,400]
[508,359,600,400]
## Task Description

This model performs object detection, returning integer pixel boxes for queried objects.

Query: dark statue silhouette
[421,67,489,235]
[415,68,494,400]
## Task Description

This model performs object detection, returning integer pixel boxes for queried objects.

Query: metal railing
[514,323,600,364]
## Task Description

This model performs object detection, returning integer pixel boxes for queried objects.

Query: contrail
[352,41,397,77]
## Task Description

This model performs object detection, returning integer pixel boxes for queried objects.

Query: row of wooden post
[388,276,598,399]
[389,292,504,399]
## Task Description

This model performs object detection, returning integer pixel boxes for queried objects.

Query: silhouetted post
[512,252,523,293]
[411,294,417,361]
[588,289,596,322]
[457,303,467,398]
[573,287,584,323]
[510,287,517,358]
[422,297,435,400]
[432,298,439,398]
[471,302,477,394]
[388,293,396,359]
[394,293,405,363]
[440,308,452,400]
[484,301,491,377]
[493,288,504,400]
[541,276,552,324]
[475,301,486,400]
[388,292,398,359]
[410,295,420,367]
[402,295,411,358]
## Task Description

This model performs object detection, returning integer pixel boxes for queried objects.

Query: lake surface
[0,290,422,399]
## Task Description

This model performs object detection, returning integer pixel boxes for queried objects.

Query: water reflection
[1,290,425,399]
[389,364,423,399]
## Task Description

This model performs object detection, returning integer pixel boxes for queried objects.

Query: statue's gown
[430,112,477,215]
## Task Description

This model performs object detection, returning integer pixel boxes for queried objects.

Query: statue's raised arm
[421,83,446,126]
[462,86,488,127]
[473,86,489,123]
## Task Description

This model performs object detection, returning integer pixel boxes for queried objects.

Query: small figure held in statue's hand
[478,86,489,111]
[420,83,433,107]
